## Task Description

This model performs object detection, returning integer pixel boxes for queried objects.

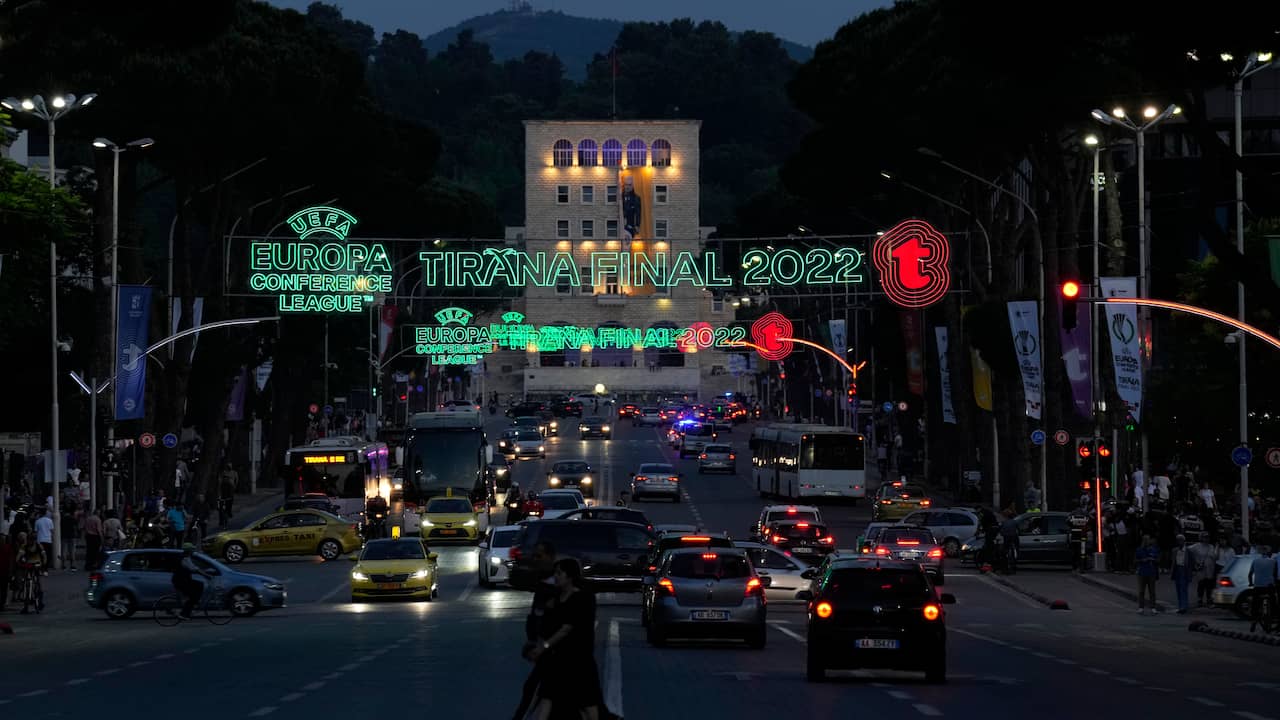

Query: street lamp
[2,91,96,570]
[1090,101,1179,511]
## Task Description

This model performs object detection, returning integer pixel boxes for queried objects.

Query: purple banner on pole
[226,367,249,422]
[1058,294,1092,421]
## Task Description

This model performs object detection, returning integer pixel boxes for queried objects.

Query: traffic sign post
[1266,448,1280,470]
[1232,446,1253,468]
[139,433,156,449]
[882,402,893,413]
[323,404,334,416]
[1053,430,1070,446]
[1030,430,1046,446]
[161,433,178,449]
[308,403,320,415]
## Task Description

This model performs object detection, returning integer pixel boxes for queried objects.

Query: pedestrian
[1135,534,1160,615]
[83,506,103,571]
[1190,534,1217,607]
[103,509,124,553]
[1023,480,1042,513]
[190,494,210,545]
[1216,537,1236,577]
[220,463,239,523]
[60,504,78,571]
[1247,545,1278,633]
[876,444,889,477]
[1170,534,1191,614]
[165,502,188,548]
[512,541,560,720]
[1197,482,1216,511]
[0,531,13,612]
[998,511,1020,574]
[525,557,604,720]
[34,509,54,575]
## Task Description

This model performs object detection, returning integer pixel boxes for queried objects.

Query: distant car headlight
[351,571,369,581]
[602,426,610,432]
[264,582,285,591]
[422,519,435,527]
[582,476,592,484]
[550,477,560,485]
[550,422,558,428]
[464,519,478,527]
[539,446,545,452]
[410,569,431,579]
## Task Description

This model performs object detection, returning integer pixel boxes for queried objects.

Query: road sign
[1232,446,1253,468]
[139,433,156,449]
[161,433,178,449]
[1267,448,1280,469]
[1030,429,1046,446]
[308,403,320,414]
[897,401,909,412]
[392,372,409,383]
[882,402,893,413]
[1053,429,1070,446]
[323,404,334,416]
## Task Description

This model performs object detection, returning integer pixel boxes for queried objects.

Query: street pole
[1234,74,1250,541]
[324,316,330,408]
[109,149,120,500]
[47,116,63,570]
[1091,142,1105,500]
[1136,129,1151,513]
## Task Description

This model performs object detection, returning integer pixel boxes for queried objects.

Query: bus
[749,424,867,501]
[284,436,391,522]
[402,411,489,512]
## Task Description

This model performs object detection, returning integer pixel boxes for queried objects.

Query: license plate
[439,529,459,535]
[856,639,900,649]
[794,547,816,554]
[377,583,403,590]
[899,552,921,559]
[690,610,730,621]
[824,491,841,496]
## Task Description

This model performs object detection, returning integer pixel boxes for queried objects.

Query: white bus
[284,436,391,521]
[749,424,867,501]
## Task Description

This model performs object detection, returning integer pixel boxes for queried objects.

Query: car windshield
[642,408,659,414]
[516,417,539,425]
[491,529,518,548]
[362,541,426,560]
[554,462,590,474]
[668,553,751,579]
[517,430,542,441]
[824,568,932,602]
[426,498,473,513]
[881,528,936,544]
[685,424,713,437]
[639,464,674,475]
[541,494,579,509]
[703,445,732,454]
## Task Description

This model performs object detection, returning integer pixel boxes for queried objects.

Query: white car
[898,507,982,557]
[538,489,588,519]
[441,400,478,411]
[477,525,522,587]
[512,429,546,459]
[697,443,736,473]
[631,463,681,502]
[633,408,663,426]
[735,541,816,603]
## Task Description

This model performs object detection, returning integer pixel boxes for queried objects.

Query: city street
[2,415,1277,720]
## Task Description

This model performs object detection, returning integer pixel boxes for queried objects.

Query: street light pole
[1085,135,1107,504]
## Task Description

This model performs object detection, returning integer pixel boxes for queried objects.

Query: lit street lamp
[2,92,97,569]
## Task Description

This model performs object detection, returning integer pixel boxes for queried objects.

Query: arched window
[595,321,631,368]
[577,139,598,167]
[553,139,574,167]
[651,139,672,167]
[601,139,623,167]
[626,139,647,167]
[644,321,684,368]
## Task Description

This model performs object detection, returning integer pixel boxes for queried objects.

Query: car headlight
[499,441,508,448]
[464,519,478,527]
[581,476,592,484]
[539,446,545,452]
[550,422,558,428]
[550,476,560,485]
[264,582,285,591]
[422,519,434,527]
[491,556,502,565]
[410,569,431,580]
[351,571,369,581]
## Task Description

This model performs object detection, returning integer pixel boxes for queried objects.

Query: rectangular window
[556,278,572,295]
[556,220,570,239]
[712,298,724,313]
[606,185,618,204]
[581,220,595,238]
[556,185,569,204]
[655,220,669,238]
[606,220,619,238]
[604,272,619,295]
[581,186,594,204]
[580,267,594,295]
[655,185,668,204]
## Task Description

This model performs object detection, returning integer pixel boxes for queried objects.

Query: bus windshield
[801,434,864,470]
[295,462,365,498]
[406,431,482,501]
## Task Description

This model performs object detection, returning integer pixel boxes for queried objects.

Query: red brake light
[927,548,943,558]
[729,454,736,460]
[898,539,920,545]
[772,535,787,544]
[509,546,523,562]
[702,553,718,560]
[880,500,892,505]
[669,476,679,483]
[920,499,932,507]
[682,536,711,542]
[874,546,889,556]
[635,476,648,483]
[745,577,762,596]
[797,522,810,528]
[819,536,835,544]
[89,572,104,584]
[1218,577,1233,587]
[658,578,675,595]
[787,507,798,513]
[923,604,941,621]
[699,454,707,459]
[815,601,833,619]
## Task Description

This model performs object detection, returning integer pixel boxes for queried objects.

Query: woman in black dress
[527,558,604,720]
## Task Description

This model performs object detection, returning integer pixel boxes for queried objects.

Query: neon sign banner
[872,219,951,309]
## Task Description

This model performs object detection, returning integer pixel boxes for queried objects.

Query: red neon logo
[873,219,951,309]
[750,311,794,361]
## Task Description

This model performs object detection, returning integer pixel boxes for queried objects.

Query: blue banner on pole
[115,285,153,420]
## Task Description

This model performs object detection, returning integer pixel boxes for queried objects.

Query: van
[508,520,657,591]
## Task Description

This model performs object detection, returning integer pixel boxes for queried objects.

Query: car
[86,548,287,619]
[751,504,823,541]
[643,547,769,648]
[537,410,560,436]
[899,508,982,558]
[654,523,701,537]
[869,526,945,582]
[277,493,341,515]
[551,396,584,417]
[960,512,1074,566]
[202,509,361,564]
[478,525,522,588]
[735,541,816,604]
[1211,553,1264,618]
[872,484,932,521]
[547,459,595,497]
[512,428,546,459]
[513,415,549,437]
[440,399,479,412]
[618,404,640,418]
[419,493,482,543]
[697,443,736,473]
[857,522,901,554]
[538,489,588,519]
[560,507,653,531]
[644,532,736,576]
[633,408,663,427]
[506,401,547,418]
[579,416,612,440]
[630,463,682,502]
[350,538,439,602]
[798,558,955,683]
[508,519,657,591]
[677,423,717,458]
[761,520,837,559]
[486,459,514,493]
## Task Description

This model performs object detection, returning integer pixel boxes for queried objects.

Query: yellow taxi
[871,484,932,521]
[350,538,439,602]
[203,509,362,563]
[419,491,482,543]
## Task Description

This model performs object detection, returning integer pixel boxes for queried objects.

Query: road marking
[322,672,342,681]
[248,708,277,717]
[870,682,891,688]
[183,648,200,655]
[770,623,807,643]
[315,580,349,604]
[975,573,1046,610]
[1056,658,1078,666]
[278,693,304,702]
[66,678,90,686]
[951,628,1007,647]
[1235,713,1276,720]
[605,619,624,719]
[18,690,48,698]
[1032,651,1054,659]
[94,669,121,676]
[887,690,914,700]
[1189,698,1224,707]
[1085,668,1108,676]
[338,663,360,672]
[128,661,151,668]
[302,682,325,691]
[1143,687,1173,692]
[914,704,943,717]
[370,648,389,656]
[154,653,175,660]
[1116,677,1139,685]
[457,574,478,604]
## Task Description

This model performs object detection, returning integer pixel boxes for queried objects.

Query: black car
[547,460,595,498]
[508,520,656,591]
[559,506,652,531]
[762,520,837,559]
[578,416,611,439]
[798,558,955,683]
[550,395,583,418]
[486,460,513,492]
[506,401,546,418]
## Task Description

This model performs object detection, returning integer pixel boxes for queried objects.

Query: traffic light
[1097,440,1113,489]
[1061,280,1081,331]
[1075,439,1092,466]
[1124,413,1136,432]
[847,381,858,405]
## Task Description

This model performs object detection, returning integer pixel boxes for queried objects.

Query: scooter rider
[365,493,389,539]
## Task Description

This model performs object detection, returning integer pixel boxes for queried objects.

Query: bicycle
[1249,586,1277,634]
[14,567,45,614]
[153,581,234,627]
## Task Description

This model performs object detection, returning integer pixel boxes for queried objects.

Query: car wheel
[222,541,247,564]
[104,589,137,619]
[228,588,259,617]
[925,657,947,684]
[1233,590,1254,619]
[943,538,961,558]
[318,539,343,561]
[646,624,666,647]
[747,626,767,649]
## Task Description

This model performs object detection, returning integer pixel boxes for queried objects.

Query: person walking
[83,507,103,571]
[1170,534,1191,614]
[165,502,188,549]
[998,510,1021,574]
[1135,534,1160,615]
[1247,545,1278,633]
[512,541,559,720]
[220,463,239,526]
[34,509,54,575]
[1191,534,1218,607]
[526,558,604,720]
[60,505,78,571]
[1023,480,1042,513]
[103,509,124,553]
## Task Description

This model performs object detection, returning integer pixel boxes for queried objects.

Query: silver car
[1211,553,1263,617]
[644,547,769,647]
[634,408,663,426]
[899,507,982,558]
[870,526,945,583]
[735,541,814,603]
[86,548,287,619]
[631,462,682,502]
[478,525,522,587]
[512,428,546,459]
[697,443,736,474]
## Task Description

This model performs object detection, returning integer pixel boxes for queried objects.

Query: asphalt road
[3,412,1279,719]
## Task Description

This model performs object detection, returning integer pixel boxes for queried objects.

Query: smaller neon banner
[302,454,349,464]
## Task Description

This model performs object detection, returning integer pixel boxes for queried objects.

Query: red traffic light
[1097,444,1111,458]
[1061,281,1081,299]
[1078,444,1092,458]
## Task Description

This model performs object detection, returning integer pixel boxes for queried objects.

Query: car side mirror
[795,590,813,601]
[940,593,956,605]
[641,575,656,586]
[760,576,773,588]
[800,568,817,580]
[428,553,439,562]
[478,542,489,550]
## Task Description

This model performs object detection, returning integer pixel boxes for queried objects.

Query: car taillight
[815,601,833,619]
[745,577,763,596]
[699,454,707,460]
[657,578,675,596]
[89,572,104,584]
[636,476,648,483]
[874,546,889,556]
[772,535,787,544]
[927,548,943,558]
[668,476,679,483]
[923,604,941,621]
[880,500,893,505]
[797,522,810,528]
[509,546,523,562]
[920,500,932,507]
[682,536,711,542]
[898,539,920,545]
[1218,577,1233,587]
[728,454,735,460]
[819,536,835,544]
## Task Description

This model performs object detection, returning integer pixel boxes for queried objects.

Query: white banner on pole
[934,327,956,424]
[170,297,204,362]
[828,320,847,358]
[1006,300,1043,419]
[1099,277,1143,422]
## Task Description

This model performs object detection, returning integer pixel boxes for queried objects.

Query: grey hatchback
[86,549,287,619]
[643,547,770,648]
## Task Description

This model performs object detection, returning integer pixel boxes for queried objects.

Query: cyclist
[172,543,214,619]
[15,531,45,614]
[1248,544,1277,633]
